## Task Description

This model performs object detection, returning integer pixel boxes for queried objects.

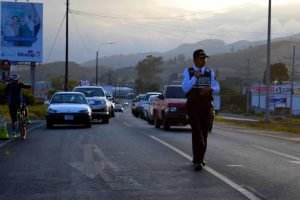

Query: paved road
[0,108,299,200]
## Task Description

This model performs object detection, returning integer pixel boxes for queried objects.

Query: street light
[96,42,114,85]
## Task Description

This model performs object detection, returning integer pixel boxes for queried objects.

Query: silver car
[87,96,110,123]
[73,86,111,123]
[45,92,92,128]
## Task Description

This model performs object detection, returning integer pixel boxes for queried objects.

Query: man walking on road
[182,49,220,171]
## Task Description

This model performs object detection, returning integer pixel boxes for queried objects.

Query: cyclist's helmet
[9,74,20,81]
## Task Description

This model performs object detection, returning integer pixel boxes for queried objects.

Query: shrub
[0,83,36,105]
[0,84,6,104]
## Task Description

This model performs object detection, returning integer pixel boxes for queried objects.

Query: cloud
[39,0,300,64]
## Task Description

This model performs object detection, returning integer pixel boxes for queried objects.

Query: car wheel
[162,115,170,130]
[46,120,53,129]
[85,121,92,128]
[149,118,154,125]
[163,120,170,130]
[103,118,109,124]
[111,108,115,117]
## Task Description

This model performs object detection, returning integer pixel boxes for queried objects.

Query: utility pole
[30,62,36,95]
[108,70,111,85]
[258,80,261,109]
[265,0,271,122]
[290,46,296,118]
[64,0,69,91]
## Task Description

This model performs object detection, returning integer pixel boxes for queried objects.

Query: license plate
[64,115,74,120]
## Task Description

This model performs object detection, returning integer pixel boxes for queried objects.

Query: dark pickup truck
[152,85,189,130]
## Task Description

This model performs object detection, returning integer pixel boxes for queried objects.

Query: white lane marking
[227,165,244,167]
[289,161,300,165]
[123,122,131,127]
[223,117,259,122]
[252,145,300,162]
[0,122,45,149]
[0,140,11,149]
[217,126,300,142]
[149,135,260,200]
[28,121,45,132]
[237,130,297,141]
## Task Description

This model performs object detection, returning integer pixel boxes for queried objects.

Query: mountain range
[13,33,300,88]
[81,33,300,69]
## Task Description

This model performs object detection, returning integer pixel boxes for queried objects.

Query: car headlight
[79,109,89,113]
[47,108,58,113]
[88,100,95,105]
[167,106,177,112]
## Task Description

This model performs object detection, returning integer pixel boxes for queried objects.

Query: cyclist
[4,74,31,138]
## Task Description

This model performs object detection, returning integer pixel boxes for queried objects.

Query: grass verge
[0,104,47,121]
[215,115,300,134]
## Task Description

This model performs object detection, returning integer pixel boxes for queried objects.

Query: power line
[70,9,203,20]
[70,12,263,42]
[69,0,264,21]
[70,14,93,56]
[45,14,66,63]
[70,9,290,40]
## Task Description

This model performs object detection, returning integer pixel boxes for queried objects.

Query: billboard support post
[30,62,36,95]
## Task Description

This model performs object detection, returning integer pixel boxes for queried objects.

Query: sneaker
[25,118,31,125]
[10,132,17,138]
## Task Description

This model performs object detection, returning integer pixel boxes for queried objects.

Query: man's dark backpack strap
[186,67,195,98]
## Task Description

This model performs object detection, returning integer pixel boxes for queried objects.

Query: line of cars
[45,86,117,128]
[131,85,215,132]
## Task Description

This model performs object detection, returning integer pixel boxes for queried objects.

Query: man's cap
[193,49,209,59]
[9,74,20,81]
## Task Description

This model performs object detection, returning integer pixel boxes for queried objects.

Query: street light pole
[95,42,114,85]
[96,51,99,85]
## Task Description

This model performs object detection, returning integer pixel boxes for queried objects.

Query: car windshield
[165,87,186,98]
[145,93,160,101]
[74,88,105,97]
[51,93,88,104]
[136,95,145,102]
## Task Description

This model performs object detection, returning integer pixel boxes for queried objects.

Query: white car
[45,92,92,128]
[115,103,124,112]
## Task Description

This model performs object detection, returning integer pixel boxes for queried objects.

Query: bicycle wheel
[19,113,27,140]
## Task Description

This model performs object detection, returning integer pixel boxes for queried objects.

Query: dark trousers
[186,100,211,164]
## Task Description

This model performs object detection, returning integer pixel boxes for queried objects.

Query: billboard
[269,94,288,108]
[0,1,43,62]
[251,84,300,95]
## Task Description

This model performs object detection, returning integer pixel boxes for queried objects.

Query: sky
[21,0,300,64]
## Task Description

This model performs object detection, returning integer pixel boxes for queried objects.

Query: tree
[177,54,186,64]
[263,62,289,84]
[50,76,79,91]
[135,55,163,93]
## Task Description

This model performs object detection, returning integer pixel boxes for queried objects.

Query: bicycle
[17,103,27,140]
